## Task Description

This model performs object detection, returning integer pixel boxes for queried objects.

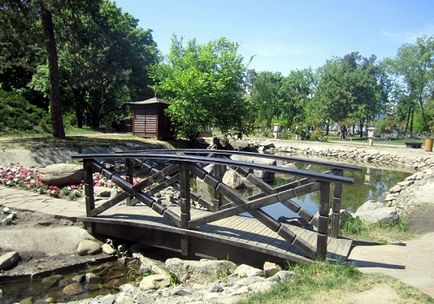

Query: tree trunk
[325,123,329,135]
[90,110,100,129]
[409,107,414,138]
[359,120,364,137]
[404,108,411,137]
[40,2,65,139]
[74,90,84,128]
[418,95,427,131]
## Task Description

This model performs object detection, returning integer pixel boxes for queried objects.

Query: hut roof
[128,97,170,106]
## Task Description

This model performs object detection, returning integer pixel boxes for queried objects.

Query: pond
[260,164,411,219]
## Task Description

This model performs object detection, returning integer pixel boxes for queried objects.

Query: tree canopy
[151,36,252,141]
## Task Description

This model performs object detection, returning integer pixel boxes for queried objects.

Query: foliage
[386,36,434,133]
[309,128,326,142]
[340,216,368,235]
[0,89,51,134]
[152,36,252,142]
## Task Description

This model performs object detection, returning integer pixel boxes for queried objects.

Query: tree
[152,36,251,142]
[387,36,434,134]
[314,52,385,136]
[250,71,284,128]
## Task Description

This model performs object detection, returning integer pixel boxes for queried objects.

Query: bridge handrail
[114,149,361,172]
[72,152,354,184]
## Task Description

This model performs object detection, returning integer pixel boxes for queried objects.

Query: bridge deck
[82,204,352,263]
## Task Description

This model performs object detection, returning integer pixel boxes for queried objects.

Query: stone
[76,240,101,255]
[356,207,399,224]
[251,281,274,293]
[222,169,247,189]
[63,282,83,295]
[119,283,138,294]
[139,273,170,290]
[2,207,10,214]
[171,287,193,296]
[2,214,14,225]
[19,297,33,304]
[263,261,282,277]
[389,185,403,193]
[385,193,399,201]
[102,243,116,255]
[98,294,116,304]
[85,272,101,284]
[231,155,276,183]
[397,180,413,187]
[209,282,224,292]
[133,252,166,275]
[0,251,19,270]
[282,162,297,169]
[165,258,237,283]
[38,163,84,186]
[42,274,63,288]
[273,270,295,281]
[233,264,264,278]
[94,187,114,198]
[355,200,383,213]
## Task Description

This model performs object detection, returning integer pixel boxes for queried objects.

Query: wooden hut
[128,97,174,140]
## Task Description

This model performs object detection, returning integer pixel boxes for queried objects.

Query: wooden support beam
[316,181,330,260]
[84,160,95,217]
[126,158,134,206]
[330,169,343,238]
[179,164,191,229]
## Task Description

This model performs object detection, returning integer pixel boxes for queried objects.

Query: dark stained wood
[83,160,95,217]
[316,182,331,260]
[330,169,343,238]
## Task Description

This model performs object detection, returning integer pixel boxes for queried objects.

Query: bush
[0,89,50,134]
[310,127,326,141]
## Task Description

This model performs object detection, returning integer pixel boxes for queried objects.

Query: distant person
[340,126,347,140]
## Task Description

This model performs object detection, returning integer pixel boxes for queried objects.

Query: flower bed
[0,164,120,200]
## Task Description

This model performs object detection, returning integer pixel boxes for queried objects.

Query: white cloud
[381,24,434,43]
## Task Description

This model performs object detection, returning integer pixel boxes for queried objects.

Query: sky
[115,0,434,74]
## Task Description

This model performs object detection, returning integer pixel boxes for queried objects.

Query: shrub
[0,89,50,135]
[310,127,326,141]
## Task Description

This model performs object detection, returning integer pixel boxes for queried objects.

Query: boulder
[355,207,399,224]
[231,155,276,183]
[42,274,63,288]
[0,251,19,270]
[85,272,101,284]
[263,262,282,278]
[39,163,84,186]
[355,200,383,213]
[102,243,116,255]
[76,240,101,255]
[165,258,237,283]
[222,169,247,189]
[389,185,403,193]
[139,274,170,290]
[233,264,264,278]
[62,283,83,296]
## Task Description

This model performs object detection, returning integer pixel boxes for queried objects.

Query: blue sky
[116,0,434,74]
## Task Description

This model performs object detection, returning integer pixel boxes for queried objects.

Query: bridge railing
[73,150,356,260]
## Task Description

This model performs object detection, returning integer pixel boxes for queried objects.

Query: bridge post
[83,159,95,217]
[330,169,343,238]
[179,163,191,229]
[126,158,134,206]
[316,181,330,260]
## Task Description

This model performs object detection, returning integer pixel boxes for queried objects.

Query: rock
[119,283,138,294]
[132,252,166,275]
[2,213,14,225]
[222,169,247,189]
[139,273,170,290]
[171,286,193,296]
[355,200,383,213]
[385,193,399,201]
[85,272,100,284]
[94,187,114,198]
[389,185,403,193]
[0,251,19,270]
[98,294,116,304]
[102,243,116,255]
[42,274,63,288]
[231,155,276,183]
[19,297,33,304]
[263,262,282,278]
[355,207,399,224]
[209,281,224,293]
[233,264,264,278]
[2,207,10,214]
[39,163,84,186]
[165,258,237,283]
[251,281,274,293]
[63,282,83,295]
[76,240,101,255]
[273,270,295,281]
[282,162,297,169]
[397,180,413,187]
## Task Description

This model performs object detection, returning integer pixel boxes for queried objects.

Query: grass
[0,129,171,150]
[340,217,413,244]
[238,262,433,304]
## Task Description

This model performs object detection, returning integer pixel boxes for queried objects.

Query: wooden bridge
[72,149,359,266]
